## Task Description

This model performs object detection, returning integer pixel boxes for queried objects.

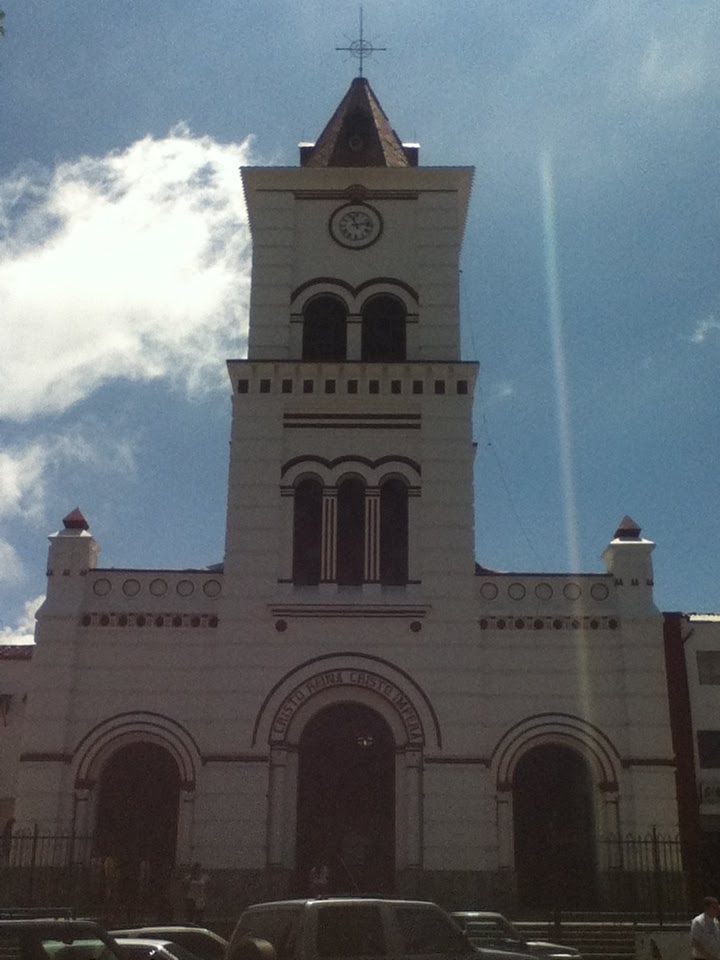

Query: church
[1,75,711,917]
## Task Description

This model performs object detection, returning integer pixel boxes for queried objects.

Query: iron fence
[0,827,174,920]
[0,828,102,911]
[0,825,696,921]
[598,829,691,920]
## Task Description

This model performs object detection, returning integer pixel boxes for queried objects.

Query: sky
[1,0,719,643]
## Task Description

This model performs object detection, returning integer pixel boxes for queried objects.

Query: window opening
[361,296,406,362]
[293,478,323,585]
[380,479,409,585]
[337,478,365,585]
[303,296,347,361]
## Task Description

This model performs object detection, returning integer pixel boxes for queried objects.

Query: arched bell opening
[361,295,406,362]
[302,295,347,361]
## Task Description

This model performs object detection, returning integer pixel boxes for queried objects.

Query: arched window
[302,296,347,361]
[380,478,409,585]
[293,477,323,585]
[361,295,406,362]
[337,477,365,585]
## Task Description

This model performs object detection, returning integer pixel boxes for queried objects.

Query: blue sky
[1,0,719,641]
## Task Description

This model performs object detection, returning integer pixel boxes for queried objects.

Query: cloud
[0,594,43,645]
[0,429,135,522]
[690,317,720,344]
[637,20,716,102]
[0,540,24,585]
[0,127,254,421]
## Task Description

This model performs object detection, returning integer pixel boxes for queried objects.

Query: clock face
[329,203,382,249]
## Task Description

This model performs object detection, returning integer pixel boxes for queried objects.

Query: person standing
[691,897,720,960]
[185,862,208,924]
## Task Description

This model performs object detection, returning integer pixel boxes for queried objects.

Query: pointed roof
[63,507,89,531]
[614,515,642,540]
[301,77,417,168]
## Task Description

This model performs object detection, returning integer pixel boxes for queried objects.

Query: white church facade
[1,78,713,916]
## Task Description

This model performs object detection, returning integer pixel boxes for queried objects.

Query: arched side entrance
[491,714,622,912]
[95,742,180,914]
[296,702,395,894]
[513,744,597,910]
[71,712,200,870]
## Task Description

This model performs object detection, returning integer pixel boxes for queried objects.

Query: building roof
[300,77,417,168]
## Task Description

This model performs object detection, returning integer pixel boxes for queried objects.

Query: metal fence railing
[0,825,695,921]
[0,828,175,920]
[598,829,691,921]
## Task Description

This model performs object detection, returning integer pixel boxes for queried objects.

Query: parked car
[450,912,581,960]
[110,928,227,960]
[113,937,204,960]
[228,897,537,960]
[0,917,125,960]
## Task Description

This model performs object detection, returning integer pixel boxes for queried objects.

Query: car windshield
[315,904,386,958]
[235,910,300,960]
[39,938,120,960]
[165,935,225,960]
[395,908,475,956]
[116,945,201,960]
[462,919,520,943]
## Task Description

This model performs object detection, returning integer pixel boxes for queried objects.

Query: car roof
[0,921,108,934]
[245,898,440,909]
[111,930,225,942]
[451,913,504,919]
[114,941,177,947]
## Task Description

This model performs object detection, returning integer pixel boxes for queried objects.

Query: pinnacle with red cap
[614,516,642,540]
[63,508,89,531]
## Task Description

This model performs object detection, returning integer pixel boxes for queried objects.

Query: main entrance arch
[296,702,395,894]
[513,744,597,909]
[257,656,435,891]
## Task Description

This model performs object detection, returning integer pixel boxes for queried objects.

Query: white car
[450,913,581,960]
[111,929,227,960]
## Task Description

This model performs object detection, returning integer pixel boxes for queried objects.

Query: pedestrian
[185,862,208,924]
[308,862,329,897]
[691,897,720,960]
[0,818,14,864]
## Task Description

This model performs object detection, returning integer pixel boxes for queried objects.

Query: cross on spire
[335,7,386,78]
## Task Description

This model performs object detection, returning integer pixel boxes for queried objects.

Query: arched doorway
[296,703,395,895]
[513,744,597,910]
[95,742,180,913]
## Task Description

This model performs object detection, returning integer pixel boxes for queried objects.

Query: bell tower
[223,77,477,608]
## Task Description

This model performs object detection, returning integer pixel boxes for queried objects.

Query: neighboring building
[0,644,33,830]
[3,77,712,914]
[665,613,720,897]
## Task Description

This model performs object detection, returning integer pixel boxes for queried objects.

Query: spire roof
[63,507,89,531]
[614,515,642,540]
[301,77,417,168]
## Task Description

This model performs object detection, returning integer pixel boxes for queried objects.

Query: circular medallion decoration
[93,578,111,597]
[176,579,194,597]
[508,582,526,600]
[203,579,221,598]
[591,583,610,601]
[535,582,553,601]
[564,582,582,600]
[329,202,382,249]
[149,578,168,597]
[480,582,498,600]
[122,578,141,597]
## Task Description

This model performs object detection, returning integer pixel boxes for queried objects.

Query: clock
[329,203,382,249]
